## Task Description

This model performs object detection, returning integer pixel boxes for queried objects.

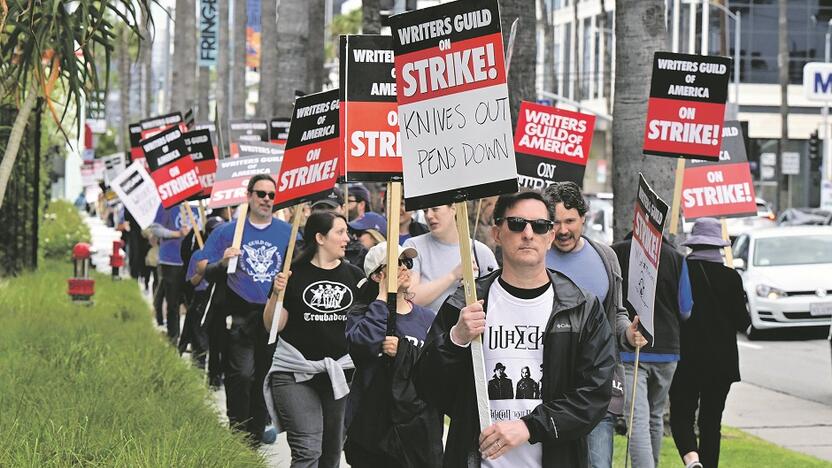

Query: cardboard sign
[141,126,189,172]
[269,118,291,146]
[128,123,144,163]
[199,0,219,67]
[208,153,283,208]
[340,35,403,182]
[110,162,162,229]
[102,153,127,185]
[389,0,518,210]
[184,129,217,198]
[682,121,757,220]
[643,52,731,161]
[275,89,340,210]
[195,121,220,158]
[514,101,595,189]
[238,140,285,159]
[628,174,669,345]
[149,155,203,208]
[229,119,269,157]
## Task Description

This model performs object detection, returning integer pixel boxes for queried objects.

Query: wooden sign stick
[226,204,249,274]
[668,158,686,236]
[185,205,204,249]
[344,183,350,222]
[721,217,735,268]
[267,204,304,344]
[454,200,491,431]
[624,344,643,468]
[473,198,484,242]
[198,199,207,234]
[385,182,402,337]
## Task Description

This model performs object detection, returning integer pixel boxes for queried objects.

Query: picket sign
[226,204,249,274]
[267,206,304,345]
[668,159,686,236]
[385,182,403,337]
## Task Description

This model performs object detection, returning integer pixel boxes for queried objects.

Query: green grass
[613,427,832,467]
[0,261,263,467]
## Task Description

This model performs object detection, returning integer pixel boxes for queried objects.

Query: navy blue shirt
[153,205,198,266]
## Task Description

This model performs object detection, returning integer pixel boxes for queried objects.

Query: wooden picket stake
[344,184,350,222]
[473,198,484,242]
[267,204,304,344]
[226,204,249,274]
[454,200,491,431]
[624,345,642,468]
[668,158,686,236]
[185,204,204,249]
[385,182,402,336]
[721,217,734,268]
[198,199,207,233]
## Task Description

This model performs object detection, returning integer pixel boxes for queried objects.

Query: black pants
[344,439,403,468]
[179,289,209,367]
[669,368,732,468]
[224,295,273,443]
[153,268,165,326]
[205,287,227,383]
[158,264,184,341]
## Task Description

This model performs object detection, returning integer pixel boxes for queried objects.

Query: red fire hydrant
[110,239,125,280]
[68,242,95,303]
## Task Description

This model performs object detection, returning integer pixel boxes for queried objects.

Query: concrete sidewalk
[81,211,123,274]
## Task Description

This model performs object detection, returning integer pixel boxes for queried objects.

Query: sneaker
[685,461,703,468]
[262,425,277,445]
[209,374,223,390]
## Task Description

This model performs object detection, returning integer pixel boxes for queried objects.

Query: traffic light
[809,129,820,163]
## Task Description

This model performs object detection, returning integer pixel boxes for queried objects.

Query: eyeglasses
[495,217,554,234]
[251,190,276,200]
[347,198,357,204]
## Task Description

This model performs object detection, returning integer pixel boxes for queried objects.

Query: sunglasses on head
[251,190,276,200]
[496,216,554,234]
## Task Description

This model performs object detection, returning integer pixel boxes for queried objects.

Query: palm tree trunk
[275,0,308,117]
[612,0,675,241]
[119,25,132,151]
[198,66,211,120]
[217,0,229,122]
[231,0,247,118]
[537,0,555,95]
[307,0,326,93]
[0,85,38,209]
[172,0,197,113]
[362,0,380,34]
[777,0,788,212]
[140,4,153,117]
[499,0,536,125]
[257,0,277,117]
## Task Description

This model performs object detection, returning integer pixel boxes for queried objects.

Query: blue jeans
[624,361,678,468]
[587,412,615,468]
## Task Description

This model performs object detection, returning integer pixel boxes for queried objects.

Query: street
[724,329,832,461]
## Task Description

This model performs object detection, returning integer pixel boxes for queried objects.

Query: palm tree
[612,0,676,241]
[537,0,555,95]
[0,0,151,208]
[257,0,277,117]
[217,0,230,123]
[231,0,247,118]
[307,0,326,93]
[498,0,536,125]
[172,0,197,113]
[275,0,309,118]
[140,3,154,118]
[118,25,132,151]
[362,0,381,35]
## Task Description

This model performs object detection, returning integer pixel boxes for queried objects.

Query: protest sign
[149,155,203,208]
[140,112,184,140]
[141,125,189,172]
[229,119,269,157]
[102,153,127,185]
[184,129,217,198]
[238,140,285,159]
[389,0,518,210]
[682,121,757,220]
[274,89,341,210]
[628,174,669,345]
[269,118,291,146]
[208,153,283,209]
[514,101,595,189]
[340,35,403,181]
[643,52,731,161]
[128,123,144,163]
[110,162,162,229]
[199,0,219,67]
[195,121,220,158]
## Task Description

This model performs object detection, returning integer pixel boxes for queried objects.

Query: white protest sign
[102,153,127,185]
[110,161,162,229]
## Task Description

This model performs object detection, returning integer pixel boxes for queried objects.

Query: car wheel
[745,299,762,341]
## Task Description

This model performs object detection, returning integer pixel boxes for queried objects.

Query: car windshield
[753,234,832,266]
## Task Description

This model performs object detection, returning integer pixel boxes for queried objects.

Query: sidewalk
[81,212,123,274]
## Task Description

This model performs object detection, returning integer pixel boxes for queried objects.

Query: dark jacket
[679,260,750,383]
[416,269,615,468]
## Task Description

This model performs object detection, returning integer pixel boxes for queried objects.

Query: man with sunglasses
[544,181,646,468]
[202,174,294,445]
[417,190,615,468]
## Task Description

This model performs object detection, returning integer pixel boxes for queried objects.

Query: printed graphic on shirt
[302,280,354,320]
[241,240,282,283]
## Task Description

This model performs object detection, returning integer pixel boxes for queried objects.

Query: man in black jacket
[416,191,615,468]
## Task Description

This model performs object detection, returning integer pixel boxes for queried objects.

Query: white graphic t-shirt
[482,279,553,468]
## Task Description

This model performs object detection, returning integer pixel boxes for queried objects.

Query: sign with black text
[141,126,189,172]
[208,153,283,208]
[102,153,127,185]
[110,161,162,229]
[269,118,291,146]
[514,101,595,189]
[229,119,269,157]
[643,52,731,161]
[389,0,518,210]
[149,155,203,208]
[184,129,217,198]
[199,0,218,67]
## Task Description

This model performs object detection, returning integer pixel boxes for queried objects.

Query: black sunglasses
[251,190,276,200]
[372,257,414,277]
[496,217,554,234]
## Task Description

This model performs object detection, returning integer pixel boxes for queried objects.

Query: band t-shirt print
[280,260,365,361]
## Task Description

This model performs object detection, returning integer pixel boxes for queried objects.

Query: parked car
[683,197,776,240]
[732,226,832,338]
[777,208,832,226]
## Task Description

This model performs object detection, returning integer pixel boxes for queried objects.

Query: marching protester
[396,198,428,245]
[349,212,387,250]
[343,241,441,467]
[202,174,294,444]
[346,183,373,221]
[612,232,693,468]
[263,211,365,468]
[311,186,345,215]
[404,204,499,313]
[670,218,751,468]
[543,181,647,468]
[149,204,192,343]
[417,191,616,467]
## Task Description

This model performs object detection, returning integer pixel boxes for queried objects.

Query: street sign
[803,62,832,101]
[782,152,800,176]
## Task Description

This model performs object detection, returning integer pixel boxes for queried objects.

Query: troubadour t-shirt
[280,260,365,361]
[482,277,553,468]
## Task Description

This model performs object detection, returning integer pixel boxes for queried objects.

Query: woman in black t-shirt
[264,211,364,468]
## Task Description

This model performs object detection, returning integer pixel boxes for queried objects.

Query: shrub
[39,200,91,260]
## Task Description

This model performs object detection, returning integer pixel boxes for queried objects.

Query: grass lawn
[0,261,263,466]
[613,427,832,467]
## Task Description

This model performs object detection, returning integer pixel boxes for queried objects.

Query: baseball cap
[362,241,418,278]
[311,186,344,210]
[347,184,371,204]
[349,212,387,235]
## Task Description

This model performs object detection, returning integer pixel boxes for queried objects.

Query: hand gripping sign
[389,0,518,211]
[514,101,595,189]
[141,126,203,207]
[110,161,162,229]
[682,121,757,220]
[643,52,732,161]
[340,35,403,182]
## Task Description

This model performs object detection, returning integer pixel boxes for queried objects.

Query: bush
[0,261,263,466]
[39,200,91,260]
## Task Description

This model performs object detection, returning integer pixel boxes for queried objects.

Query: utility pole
[777,0,788,212]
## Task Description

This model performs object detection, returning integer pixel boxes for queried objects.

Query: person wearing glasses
[416,191,615,468]
[201,174,294,445]
[343,242,441,467]
[544,182,646,468]
[404,204,499,313]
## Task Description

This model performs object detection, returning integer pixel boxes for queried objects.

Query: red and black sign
[128,123,144,163]
[141,126,189,172]
[184,129,217,199]
[229,119,269,157]
[208,153,282,209]
[269,118,291,146]
[514,101,595,189]
[682,121,757,220]
[340,35,402,182]
[275,89,340,210]
[239,140,285,159]
[195,121,220,158]
[643,52,732,161]
[140,112,184,140]
[150,155,203,208]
